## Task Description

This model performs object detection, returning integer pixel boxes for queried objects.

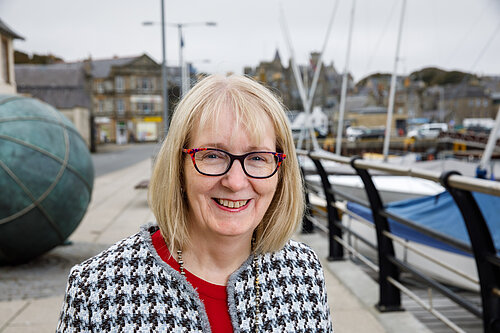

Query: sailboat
[296,0,500,292]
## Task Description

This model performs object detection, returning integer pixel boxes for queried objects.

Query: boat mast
[383,0,407,162]
[306,0,339,114]
[477,106,500,178]
[336,0,356,156]
[280,7,317,151]
[280,2,338,151]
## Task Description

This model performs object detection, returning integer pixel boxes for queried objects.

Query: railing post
[350,156,403,312]
[300,166,314,234]
[308,153,344,261]
[440,171,500,333]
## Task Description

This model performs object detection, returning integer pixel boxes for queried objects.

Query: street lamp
[143,20,216,106]
[142,0,168,138]
[169,22,216,96]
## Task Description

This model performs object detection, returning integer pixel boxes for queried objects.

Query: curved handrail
[298,149,500,333]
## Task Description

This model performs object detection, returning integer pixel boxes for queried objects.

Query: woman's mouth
[214,198,249,209]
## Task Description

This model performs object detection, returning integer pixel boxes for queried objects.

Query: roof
[273,49,282,65]
[15,63,85,87]
[90,57,137,78]
[18,87,91,109]
[0,18,24,40]
[89,54,160,78]
[350,106,388,114]
[15,63,91,109]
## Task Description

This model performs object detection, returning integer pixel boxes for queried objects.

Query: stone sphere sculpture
[0,95,94,265]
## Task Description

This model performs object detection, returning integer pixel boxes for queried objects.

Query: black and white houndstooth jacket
[57,224,333,332]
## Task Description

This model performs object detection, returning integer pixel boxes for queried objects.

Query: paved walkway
[0,158,429,332]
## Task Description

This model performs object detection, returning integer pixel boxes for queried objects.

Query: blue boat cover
[346,191,500,256]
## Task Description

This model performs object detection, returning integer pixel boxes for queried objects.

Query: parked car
[346,126,368,141]
[407,123,447,139]
[346,126,385,141]
[358,127,385,140]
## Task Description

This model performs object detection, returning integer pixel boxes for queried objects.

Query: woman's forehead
[190,107,276,148]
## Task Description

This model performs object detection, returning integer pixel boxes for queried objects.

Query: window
[117,99,125,114]
[2,37,10,84]
[137,77,153,92]
[104,99,113,112]
[104,80,113,92]
[137,102,153,114]
[96,81,104,93]
[115,76,124,92]
[98,100,104,113]
[483,99,489,107]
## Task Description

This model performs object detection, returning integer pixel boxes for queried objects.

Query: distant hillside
[409,67,472,86]
[14,50,64,65]
[356,67,474,88]
[355,72,391,88]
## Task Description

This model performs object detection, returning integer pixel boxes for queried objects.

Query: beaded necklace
[177,241,261,332]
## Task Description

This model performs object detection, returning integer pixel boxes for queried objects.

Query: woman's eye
[200,151,225,160]
[249,154,269,163]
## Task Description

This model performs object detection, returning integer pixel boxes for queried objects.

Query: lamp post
[171,22,216,95]
[142,0,169,138]
[143,20,215,112]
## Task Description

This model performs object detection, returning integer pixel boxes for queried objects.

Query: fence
[297,149,500,333]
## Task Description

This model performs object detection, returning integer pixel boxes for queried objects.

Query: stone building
[0,18,24,94]
[420,83,495,125]
[244,50,343,113]
[244,50,292,107]
[90,54,166,144]
[444,84,494,125]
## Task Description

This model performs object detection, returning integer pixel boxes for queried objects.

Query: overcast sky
[1,0,500,82]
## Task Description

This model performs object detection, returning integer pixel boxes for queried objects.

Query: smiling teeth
[217,199,248,208]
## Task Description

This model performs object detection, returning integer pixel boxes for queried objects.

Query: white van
[407,123,448,139]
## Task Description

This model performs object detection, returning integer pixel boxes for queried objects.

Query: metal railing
[297,149,500,333]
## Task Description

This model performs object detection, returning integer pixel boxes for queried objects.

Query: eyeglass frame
[183,148,286,179]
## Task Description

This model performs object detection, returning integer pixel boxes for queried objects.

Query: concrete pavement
[0,157,428,332]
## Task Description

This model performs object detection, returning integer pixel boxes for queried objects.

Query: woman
[57,74,332,332]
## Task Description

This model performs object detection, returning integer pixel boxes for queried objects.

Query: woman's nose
[221,160,249,191]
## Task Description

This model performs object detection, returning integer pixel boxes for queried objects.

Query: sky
[1,0,500,83]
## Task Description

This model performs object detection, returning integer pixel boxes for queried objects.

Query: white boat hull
[306,175,445,203]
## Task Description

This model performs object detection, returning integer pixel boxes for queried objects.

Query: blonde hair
[148,74,304,254]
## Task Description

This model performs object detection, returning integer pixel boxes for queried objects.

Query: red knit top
[151,230,233,332]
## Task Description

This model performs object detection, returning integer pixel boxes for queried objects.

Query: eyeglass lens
[194,149,278,178]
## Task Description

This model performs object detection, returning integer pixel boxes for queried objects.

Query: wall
[0,35,16,94]
[60,107,91,147]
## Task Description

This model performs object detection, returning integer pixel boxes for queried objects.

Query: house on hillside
[441,84,494,125]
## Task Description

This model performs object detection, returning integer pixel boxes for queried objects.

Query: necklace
[177,245,261,332]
